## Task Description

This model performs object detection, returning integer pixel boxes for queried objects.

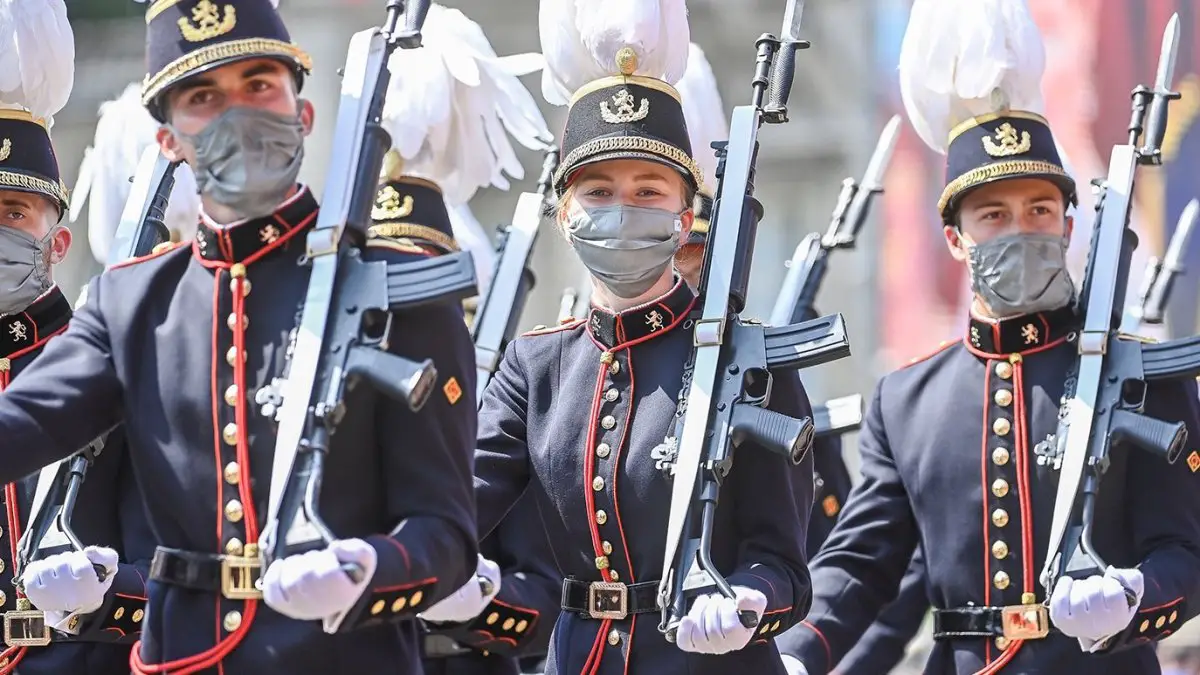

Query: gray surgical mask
[0,226,53,315]
[171,106,305,221]
[567,205,682,299]
[966,232,1075,317]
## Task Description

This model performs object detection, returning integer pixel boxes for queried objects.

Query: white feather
[131,0,280,6]
[0,0,74,124]
[380,4,552,205]
[74,83,201,263]
[445,200,496,294]
[898,0,1045,155]
[539,0,690,106]
[676,43,725,190]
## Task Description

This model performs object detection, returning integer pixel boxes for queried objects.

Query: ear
[678,208,694,242]
[1064,213,1074,243]
[47,225,71,265]
[944,224,970,262]
[157,126,186,163]
[297,98,315,137]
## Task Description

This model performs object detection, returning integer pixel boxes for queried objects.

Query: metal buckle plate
[221,552,264,600]
[1001,604,1049,640]
[4,610,50,647]
[587,582,628,620]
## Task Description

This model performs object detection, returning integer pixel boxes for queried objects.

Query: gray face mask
[172,106,305,221]
[966,232,1075,317]
[0,226,53,316]
[566,205,682,299]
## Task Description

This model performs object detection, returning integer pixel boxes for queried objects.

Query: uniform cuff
[1092,597,1186,653]
[434,597,542,656]
[333,534,439,633]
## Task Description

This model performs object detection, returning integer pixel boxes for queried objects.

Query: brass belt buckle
[221,544,263,600]
[1001,603,1049,640]
[587,582,628,620]
[4,599,50,647]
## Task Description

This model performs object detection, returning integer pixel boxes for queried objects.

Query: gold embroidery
[8,321,26,342]
[938,160,1067,213]
[970,326,981,347]
[1187,450,1200,473]
[1021,324,1039,345]
[371,186,414,221]
[143,39,313,106]
[982,123,1032,158]
[555,136,705,192]
[178,0,237,43]
[0,139,11,163]
[600,89,650,124]
[259,224,280,244]
[645,310,664,332]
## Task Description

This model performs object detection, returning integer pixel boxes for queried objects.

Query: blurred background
[57,0,1200,672]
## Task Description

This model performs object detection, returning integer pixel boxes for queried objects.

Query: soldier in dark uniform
[0,1,479,673]
[777,2,1200,674]
[0,4,156,673]
[367,180,561,675]
[432,2,815,674]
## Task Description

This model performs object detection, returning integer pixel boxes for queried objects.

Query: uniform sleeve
[1094,377,1200,652]
[807,435,852,557]
[474,338,534,538]
[774,380,920,675]
[0,276,123,483]
[827,548,929,675]
[728,370,814,644]
[336,286,480,631]
[75,429,155,643]
[433,495,561,658]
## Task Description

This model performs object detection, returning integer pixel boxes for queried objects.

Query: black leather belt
[422,633,474,659]
[561,578,658,620]
[934,605,1053,640]
[150,546,263,599]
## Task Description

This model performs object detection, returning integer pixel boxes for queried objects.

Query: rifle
[655,0,851,640]
[5,137,183,646]
[557,267,593,322]
[473,149,558,401]
[257,0,477,620]
[1119,197,1199,333]
[1041,13,1200,596]
[105,146,179,265]
[812,394,863,438]
[768,114,899,327]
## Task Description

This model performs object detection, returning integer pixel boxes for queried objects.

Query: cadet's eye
[638,188,664,198]
[6,211,24,221]
[584,188,612,198]
[187,89,216,106]
[249,79,273,93]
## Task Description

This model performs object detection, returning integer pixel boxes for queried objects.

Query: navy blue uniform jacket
[475,279,814,675]
[0,188,479,674]
[777,307,1200,674]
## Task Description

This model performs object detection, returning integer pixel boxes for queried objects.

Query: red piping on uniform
[1140,598,1184,613]
[0,328,66,675]
[800,621,831,672]
[963,336,1069,361]
[979,363,994,666]
[580,354,613,675]
[1012,358,1035,597]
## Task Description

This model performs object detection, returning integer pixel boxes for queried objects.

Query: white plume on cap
[539,0,691,106]
[446,200,496,292]
[676,42,726,190]
[898,0,1046,155]
[70,83,201,263]
[380,4,553,206]
[0,0,74,124]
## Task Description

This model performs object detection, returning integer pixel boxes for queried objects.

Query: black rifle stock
[105,149,179,265]
[1041,14,1200,595]
[259,0,477,590]
[655,0,852,641]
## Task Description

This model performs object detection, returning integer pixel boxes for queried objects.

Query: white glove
[261,539,377,634]
[781,655,810,675]
[675,585,767,655]
[22,546,118,634]
[1050,566,1144,652]
[419,555,501,623]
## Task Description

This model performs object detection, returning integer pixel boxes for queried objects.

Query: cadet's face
[563,159,695,233]
[156,58,314,166]
[945,178,1074,261]
[0,191,69,263]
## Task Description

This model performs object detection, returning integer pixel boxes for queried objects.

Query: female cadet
[424,1,816,673]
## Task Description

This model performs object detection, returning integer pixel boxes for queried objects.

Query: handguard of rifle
[1110,408,1188,464]
[385,252,478,310]
[345,344,436,412]
[730,402,814,465]
[763,313,850,371]
[1141,334,1200,381]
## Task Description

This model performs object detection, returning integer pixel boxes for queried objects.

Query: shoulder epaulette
[106,240,187,271]
[521,318,585,337]
[901,339,957,369]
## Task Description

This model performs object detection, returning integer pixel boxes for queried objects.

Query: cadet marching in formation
[0,0,1189,673]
